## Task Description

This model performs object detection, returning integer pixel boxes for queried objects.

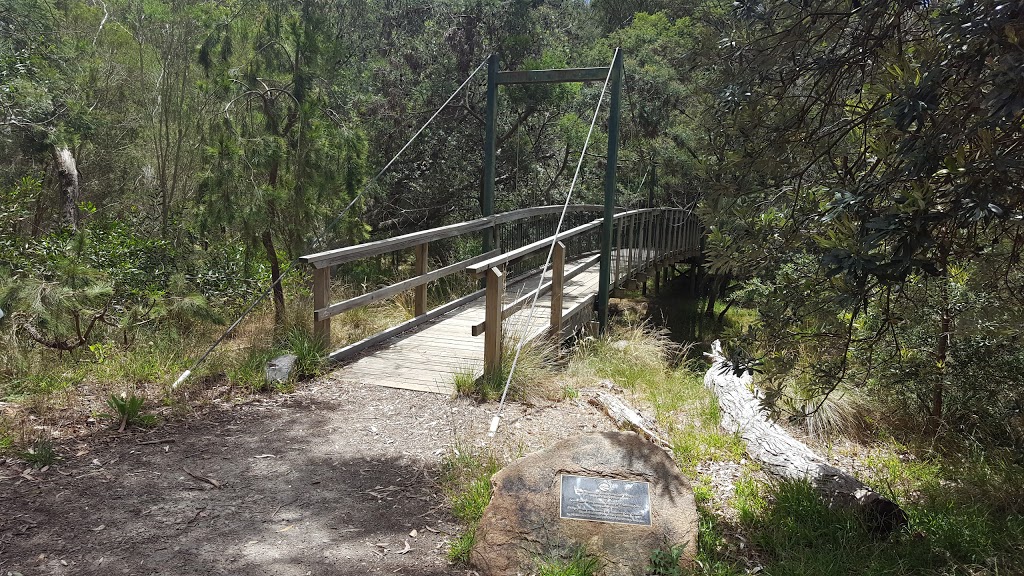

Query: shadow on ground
[1,391,461,575]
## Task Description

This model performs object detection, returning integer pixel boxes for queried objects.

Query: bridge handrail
[473,206,700,372]
[465,207,670,276]
[298,204,609,268]
[302,202,701,365]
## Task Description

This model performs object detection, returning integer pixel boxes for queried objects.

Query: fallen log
[589,390,671,448]
[703,340,907,533]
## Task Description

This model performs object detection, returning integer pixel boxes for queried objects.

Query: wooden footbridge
[295,51,702,395]
[299,205,701,394]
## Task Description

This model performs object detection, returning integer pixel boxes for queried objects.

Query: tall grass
[453,330,561,403]
[568,319,743,476]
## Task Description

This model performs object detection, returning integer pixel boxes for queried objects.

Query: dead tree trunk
[53,146,80,230]
[703,340,907,533]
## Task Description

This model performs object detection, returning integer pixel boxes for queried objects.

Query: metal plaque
[559,474,651,526]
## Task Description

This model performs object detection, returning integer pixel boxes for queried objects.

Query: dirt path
[1,374,616,576]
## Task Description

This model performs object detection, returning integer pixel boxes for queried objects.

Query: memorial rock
[471,431,697,575]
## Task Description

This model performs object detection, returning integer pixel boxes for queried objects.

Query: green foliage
[2,369,84,400]
[455,334,558,403]
[104,393,156,430]
[647,544,686,576]
[446,524,476,564]
[731,473,766,526]
[569,318,744,477]
[226,346,281,392]
[535,546,601,576]
[687,454,1024,576]
[19,438,58,468]
[451,369,477,398]
[286,327,326,377]
[441,446,502,564]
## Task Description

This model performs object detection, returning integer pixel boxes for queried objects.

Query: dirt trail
[1,374,615,576]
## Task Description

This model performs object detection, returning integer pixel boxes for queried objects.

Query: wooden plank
[559,294,596,339]
[495,67,609,85]
[326,288,485,363]
[315,250,498,320]
[301,205,611,268]
[300,217,493,268]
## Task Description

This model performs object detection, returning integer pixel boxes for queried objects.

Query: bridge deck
[333,248,658,394]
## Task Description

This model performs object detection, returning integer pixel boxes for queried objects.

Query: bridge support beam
[598,48,623,334]
[482,54,498,254]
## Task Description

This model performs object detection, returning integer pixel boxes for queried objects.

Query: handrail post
[313,267,331,349]
[415,242,429,316]
[484,267,505,375]
[550,242,565,339]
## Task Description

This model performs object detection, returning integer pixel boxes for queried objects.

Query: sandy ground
[1,373,619,576]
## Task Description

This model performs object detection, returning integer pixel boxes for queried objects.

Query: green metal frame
[481,49,623,333]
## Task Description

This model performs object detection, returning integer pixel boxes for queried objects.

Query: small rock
[265,354,298,386]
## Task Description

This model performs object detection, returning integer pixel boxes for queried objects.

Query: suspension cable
[488,50,618,436]
[172,57,490,390]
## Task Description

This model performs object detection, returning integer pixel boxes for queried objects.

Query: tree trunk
[704,340,907,533]
[928,272,951,436]
[262,230,286,323]
[53,146,80,230]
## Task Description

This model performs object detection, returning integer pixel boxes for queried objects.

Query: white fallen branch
[589,390,671,448]
[704,340,906,533]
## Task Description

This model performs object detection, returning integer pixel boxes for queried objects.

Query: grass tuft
[647,544,687,576]
[455,332,559,403]
[19,437,58,467]
[440,445,503,564]
[535,546,601,576]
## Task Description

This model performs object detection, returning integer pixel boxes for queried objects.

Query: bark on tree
[262,230,286,322]
[53,146,80,230]
[703,340,907,533]
[928,243,952,436]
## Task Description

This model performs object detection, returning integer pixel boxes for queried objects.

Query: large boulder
[471,431,697,575]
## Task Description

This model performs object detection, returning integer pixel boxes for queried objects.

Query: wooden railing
[298,205,700,366]
[467,207,701,373]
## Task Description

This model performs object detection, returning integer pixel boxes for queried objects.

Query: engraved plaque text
[559,474,651,526]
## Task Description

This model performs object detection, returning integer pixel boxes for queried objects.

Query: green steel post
[482,54,498,253]
[598,48,623,333]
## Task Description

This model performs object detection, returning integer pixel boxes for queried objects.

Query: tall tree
[198,0,367,322]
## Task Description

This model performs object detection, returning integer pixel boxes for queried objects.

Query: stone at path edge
[471,431,698,576]
[265,353,298,386]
